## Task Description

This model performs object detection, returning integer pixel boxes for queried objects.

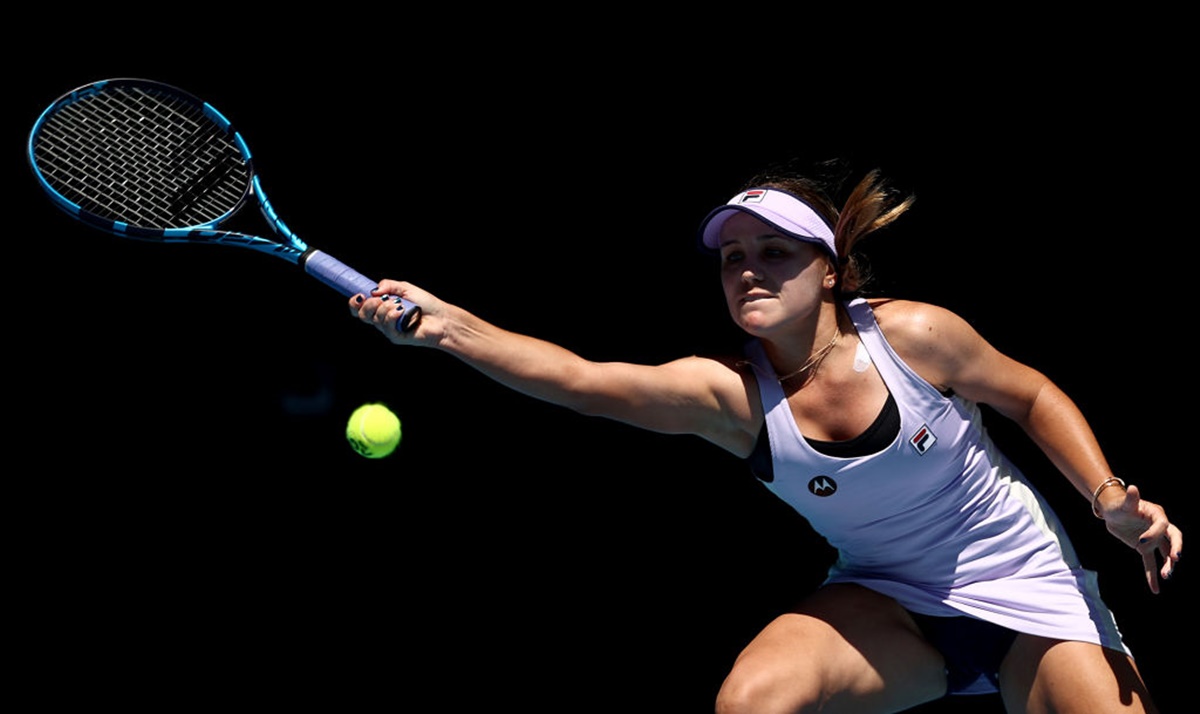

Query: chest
[787,356,891,442]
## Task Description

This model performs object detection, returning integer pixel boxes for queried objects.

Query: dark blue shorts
[910,612,1019,696]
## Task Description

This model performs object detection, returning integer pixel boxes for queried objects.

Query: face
[717,212,832,335]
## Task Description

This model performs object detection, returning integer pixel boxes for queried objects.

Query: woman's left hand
[1102,484,1183,593]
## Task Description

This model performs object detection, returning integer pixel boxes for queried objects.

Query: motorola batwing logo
[808,476,838,497]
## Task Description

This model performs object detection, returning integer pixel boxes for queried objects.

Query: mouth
[739,292,774,305]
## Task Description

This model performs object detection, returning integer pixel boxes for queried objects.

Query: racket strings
[32,83,250,230]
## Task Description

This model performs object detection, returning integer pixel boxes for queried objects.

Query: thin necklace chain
[777,326,841,383]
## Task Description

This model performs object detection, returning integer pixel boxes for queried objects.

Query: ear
[824,260,838,288]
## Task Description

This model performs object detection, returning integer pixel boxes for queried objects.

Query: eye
[721,249,745,266]
[760,242,798,262]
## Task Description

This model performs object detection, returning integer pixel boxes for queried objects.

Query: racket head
[27,78,264,242]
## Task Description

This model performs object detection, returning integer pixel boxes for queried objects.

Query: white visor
[698,188,836,261]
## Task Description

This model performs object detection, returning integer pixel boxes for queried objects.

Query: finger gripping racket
[27,77,421,331]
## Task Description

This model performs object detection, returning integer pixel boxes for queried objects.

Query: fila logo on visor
[738,190,767,204]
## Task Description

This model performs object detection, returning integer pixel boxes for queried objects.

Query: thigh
[717,583,947,714]
[999,634,1157,714]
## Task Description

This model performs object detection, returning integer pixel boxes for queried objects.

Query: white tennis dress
[745,297,1129,654]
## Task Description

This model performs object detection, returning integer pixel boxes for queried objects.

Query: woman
[350,165,1181,713]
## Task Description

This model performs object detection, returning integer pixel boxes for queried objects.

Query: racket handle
[301,250,421,332]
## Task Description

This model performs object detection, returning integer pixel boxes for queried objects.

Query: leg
[715,583,947,714]
[999,634,1158,714]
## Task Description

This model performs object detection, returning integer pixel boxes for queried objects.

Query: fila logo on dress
[909,423,937,455]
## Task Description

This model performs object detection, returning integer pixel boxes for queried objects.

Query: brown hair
[742,161,915,295]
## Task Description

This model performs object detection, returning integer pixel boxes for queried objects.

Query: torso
[779,298,905,444]
[740,297,1130,659]
[719,298,937,459]
[783,330,891,442]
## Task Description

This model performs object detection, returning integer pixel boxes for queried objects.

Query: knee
[715,663,820,714]
[713,673,754,714]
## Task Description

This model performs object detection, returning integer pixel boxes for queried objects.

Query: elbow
[569,392,615,419]
[551,362,611,418]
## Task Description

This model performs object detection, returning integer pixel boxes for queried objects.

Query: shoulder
[665,353,765,457]
[866,298,967,341]
[678,353,765,411]
[650,353,762,410]
[865,299,984,389]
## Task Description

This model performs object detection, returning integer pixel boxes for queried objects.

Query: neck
[774,305,843,384]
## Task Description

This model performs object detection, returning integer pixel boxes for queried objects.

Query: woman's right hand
[349,279,443,346]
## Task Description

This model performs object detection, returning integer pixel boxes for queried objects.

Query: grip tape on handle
[302,250,421,332]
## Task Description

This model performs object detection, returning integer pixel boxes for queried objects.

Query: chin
[735,315,772,335]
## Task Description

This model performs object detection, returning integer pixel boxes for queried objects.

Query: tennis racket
[26,77,421,331]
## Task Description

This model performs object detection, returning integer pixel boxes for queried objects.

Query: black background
[8,19,1192,712]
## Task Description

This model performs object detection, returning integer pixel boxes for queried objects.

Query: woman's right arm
[349,279,761,455]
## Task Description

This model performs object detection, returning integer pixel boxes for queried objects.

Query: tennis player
[350,164,1181,713]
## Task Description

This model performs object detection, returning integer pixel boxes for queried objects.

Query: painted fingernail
[355,295,363,304]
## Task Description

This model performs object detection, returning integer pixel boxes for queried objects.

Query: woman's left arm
[878,300,1183,593]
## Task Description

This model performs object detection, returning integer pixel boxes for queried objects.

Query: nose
[741,267,762,284]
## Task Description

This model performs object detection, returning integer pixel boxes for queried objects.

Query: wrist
[1090,477,1126,519]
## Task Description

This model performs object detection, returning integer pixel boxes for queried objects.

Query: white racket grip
[303,249,421,331]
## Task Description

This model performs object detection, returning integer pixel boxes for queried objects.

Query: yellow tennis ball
[346,403,402,458]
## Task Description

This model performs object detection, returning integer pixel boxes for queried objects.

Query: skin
[351,211,1181,713]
